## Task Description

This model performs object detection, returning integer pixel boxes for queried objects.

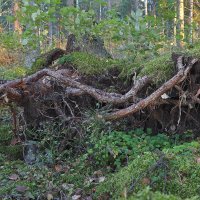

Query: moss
[183,43,200,58]
[0,125,12,145]
[30,57,46,73]
[138,53,173,84]
[96,141,200,199]
[59,51,175,84]
[59,52,116,75]
[127,187,199,200]
[128,187,178,200]
[0,145,23,160]
[95,152,156,198]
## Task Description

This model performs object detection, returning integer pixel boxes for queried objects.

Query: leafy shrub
[86,129,172,169]
[0,66,27,79]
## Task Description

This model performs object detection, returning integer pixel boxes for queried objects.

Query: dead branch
[101,58,198,121]
[0,69,49,93]
[47,70,151,104]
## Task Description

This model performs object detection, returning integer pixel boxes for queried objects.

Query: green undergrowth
[0,66,26,80]
[1,136,200,199]
[85,128,173,169]
[1,121,200,199]
[95,141,200,199]
[183,43,200,58]
[0,125,23,160]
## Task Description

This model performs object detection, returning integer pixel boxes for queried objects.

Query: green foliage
[96,141,200,199]
[25,122,81,165]
[0,145,23,161]
[0,125,12,145]
[0,125,23,160]
[60,7,95,39]
[86,129,172,169]
[184,43,200,58]
[0,66,27,79]
[0,32,22,50]
[30,57,46,73]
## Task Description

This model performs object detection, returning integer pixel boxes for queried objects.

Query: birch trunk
[189,0,194,44]
[177,0,184,47]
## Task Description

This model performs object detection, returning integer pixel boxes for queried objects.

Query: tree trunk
[48,22,53,47]
[67,0,75,6]
[75,0,79,8]
[144,0,148,16]
[13,0,22,34]
[177,0,184,47]
[189,0,194,44]
[108,0,112,10]
[132,0,139,31]
[174,2,177,46]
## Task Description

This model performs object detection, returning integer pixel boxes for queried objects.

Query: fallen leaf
[54,164,63,172]
[84,196,92,200]
[93,170,103,177]
[142,177,151,185]
[10,137,21,145]
[16,185,28,193]
[74,188,83,195]
[9,174,19,181]
[98,176,105,183]
[88,177,96,183]
[47,193,53,200]
[72,195,81,200]
[62,183,74,190]
[196,157,200,163]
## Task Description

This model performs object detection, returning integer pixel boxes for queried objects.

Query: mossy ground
[95,141,200,199]
[1,123,200,199]
[58,51,174,84]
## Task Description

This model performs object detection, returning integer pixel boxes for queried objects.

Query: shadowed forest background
[1,0,200,199]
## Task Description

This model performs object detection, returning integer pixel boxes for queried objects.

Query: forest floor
[1,44,200,200]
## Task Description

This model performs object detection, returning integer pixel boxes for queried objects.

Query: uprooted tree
[1,48,200,138]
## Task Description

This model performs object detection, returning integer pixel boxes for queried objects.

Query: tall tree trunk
[174,2,177,46]
[13,0,22,34]
[75,0,79,8]
[189,0,194,44]
[108,0,112,10]
[132,0,139,31]
[144,0,148,16]
[99,3,102,21]
[177,0,184,47]
[48,22,53,47]
[67,0,75,6]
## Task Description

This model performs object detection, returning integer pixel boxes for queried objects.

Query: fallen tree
[0,53,200,135]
